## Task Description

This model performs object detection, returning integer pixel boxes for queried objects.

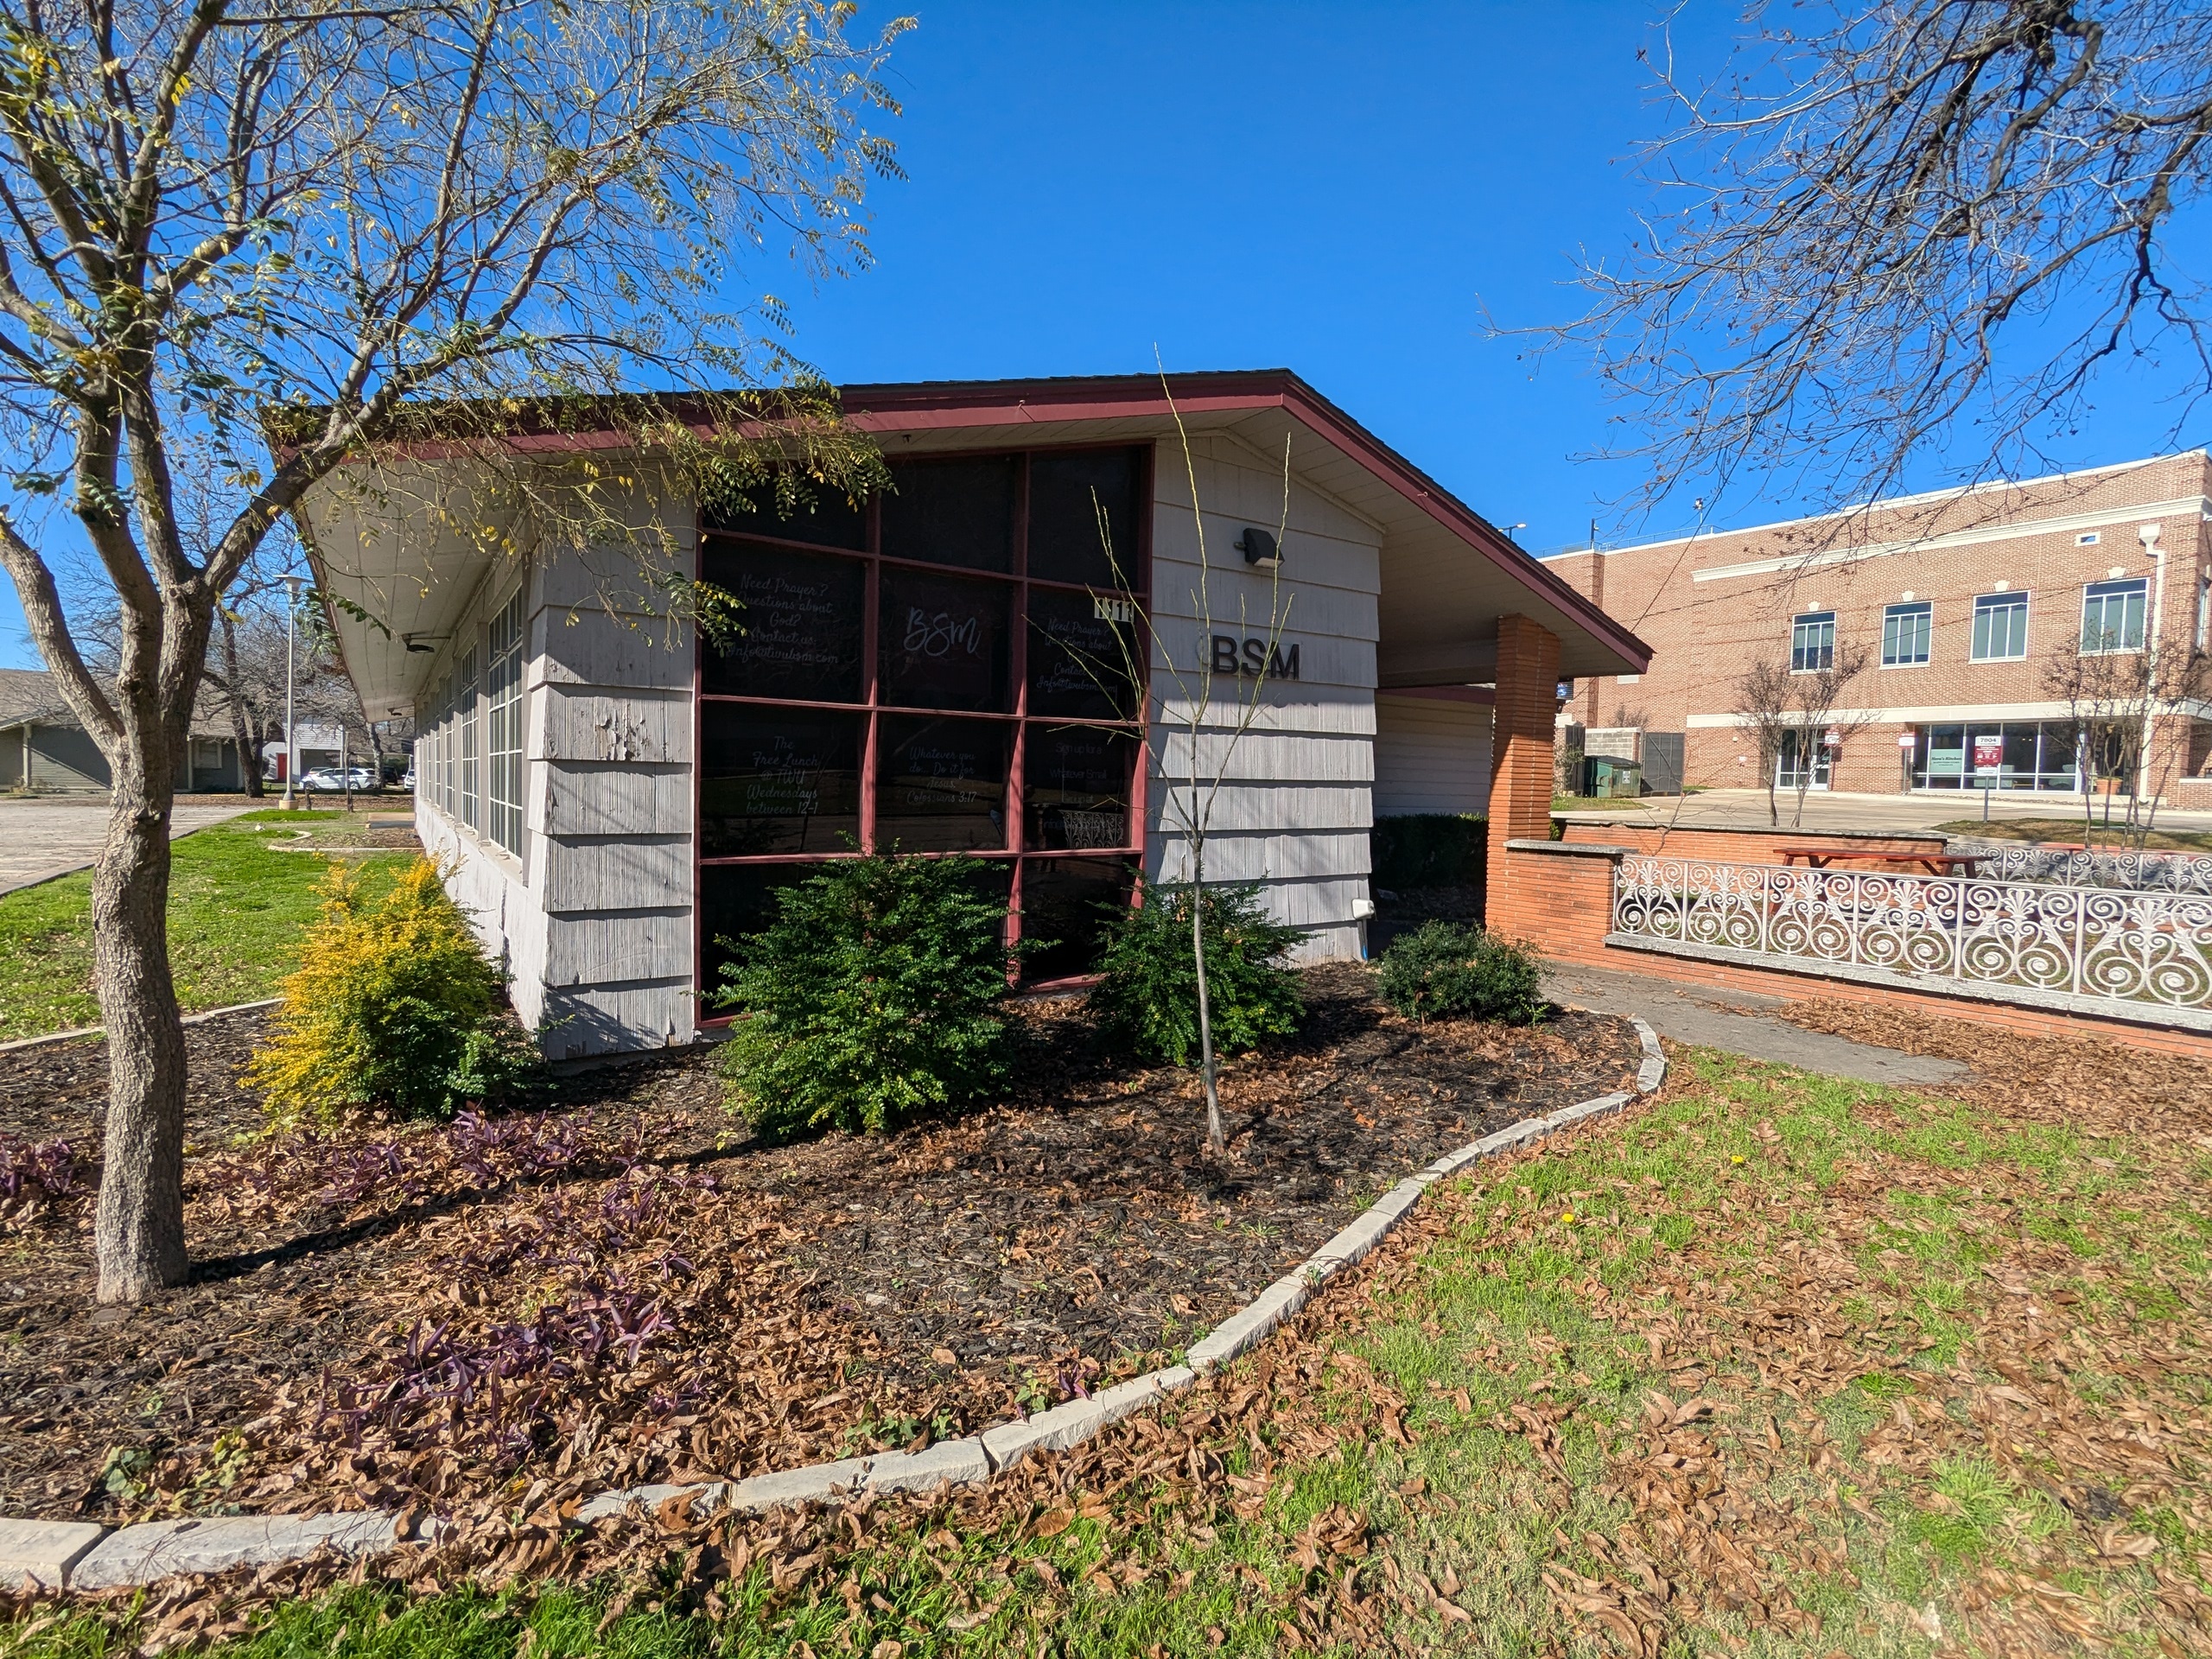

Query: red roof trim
[836,370,1650,671]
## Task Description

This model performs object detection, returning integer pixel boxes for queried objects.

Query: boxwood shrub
[1376,918,1546,1026]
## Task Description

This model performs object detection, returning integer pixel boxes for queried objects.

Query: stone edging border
[1,1014,1668,1593]
[0,999,282,1057]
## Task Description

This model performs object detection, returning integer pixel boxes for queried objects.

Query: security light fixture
[1236,527,1281,569]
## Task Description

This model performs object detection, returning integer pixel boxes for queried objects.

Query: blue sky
[5,1,2205,669]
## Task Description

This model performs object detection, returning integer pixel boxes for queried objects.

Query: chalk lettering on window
[903,607,982,658]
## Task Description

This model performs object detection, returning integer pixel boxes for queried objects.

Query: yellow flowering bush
[246,859,537,1125]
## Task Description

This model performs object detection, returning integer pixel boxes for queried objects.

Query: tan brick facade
[1541,451,2212,802]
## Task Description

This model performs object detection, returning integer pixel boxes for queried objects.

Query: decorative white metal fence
[1610,855,2212,1027]
[1948,839,2212,896]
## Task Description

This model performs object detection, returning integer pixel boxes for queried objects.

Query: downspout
[2139,522,2168,812]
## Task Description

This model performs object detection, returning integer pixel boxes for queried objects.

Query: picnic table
[1776,845,1989,877]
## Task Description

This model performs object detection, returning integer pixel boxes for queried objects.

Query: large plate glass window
[880,455,1017,572]
[697,446,1148,990]
[1027,448,1143,588]
[700,704,862,856]
[1789,611,1835,672]
[878,569,1011,712]
[1027,586,1140,719]
[698,542,865,702]
[1971,592,2029,661]
[1881,601,1931,667]
[2081,578,2147,653]
[875,715,1011,851]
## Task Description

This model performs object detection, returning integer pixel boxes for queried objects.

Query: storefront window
[878,569,1012,712]
[1910,720,2097,791]
[698,444,1150,989]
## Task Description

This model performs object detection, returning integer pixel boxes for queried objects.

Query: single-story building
[0,667,247,793]
[298,371,1650,1058]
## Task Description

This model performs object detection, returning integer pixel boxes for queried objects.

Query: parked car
[301,766,378,792]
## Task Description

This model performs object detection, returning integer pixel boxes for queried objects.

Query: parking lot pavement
[0,798,256,898]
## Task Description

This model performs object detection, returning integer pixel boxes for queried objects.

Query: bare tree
[1057,387,1297,1160]
[1731,639,1874,826]
[0,0,903,1301]
[2043,631,2211,848]
[1554,2,2212,519]
[1731,659,1798,827]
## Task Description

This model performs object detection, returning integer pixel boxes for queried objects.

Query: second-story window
[2081,577,2147,654]
[1789,610,1835,672]
[1882,601,1932,667]
[1971,591,2030,661]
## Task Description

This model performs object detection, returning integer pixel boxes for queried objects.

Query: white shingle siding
[1373,694,1492,816]
[1147,439,1382,963]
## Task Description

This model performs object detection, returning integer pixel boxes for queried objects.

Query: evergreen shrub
[1089,880,1306,1067]
[247,860,540,1124]
[711,853,1017,1139]
[1376,919,1547,1026]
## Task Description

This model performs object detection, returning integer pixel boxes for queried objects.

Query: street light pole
[281,574,302,810]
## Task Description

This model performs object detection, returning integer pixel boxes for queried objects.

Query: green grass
[0,810,413,1041]
[6,1051,2205,1656]
[1549,795,1651,813]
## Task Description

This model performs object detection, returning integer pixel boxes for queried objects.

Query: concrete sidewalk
[1542,957,1970,1089]
[0,798,255,898]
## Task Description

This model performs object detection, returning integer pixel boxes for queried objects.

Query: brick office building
[1541,449,2212,804]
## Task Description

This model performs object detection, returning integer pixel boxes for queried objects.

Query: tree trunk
[1192,868,1224,1159]
[91,746,190,1302]
[218,613,262,798]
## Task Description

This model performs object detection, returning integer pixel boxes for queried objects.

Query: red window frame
[693,441,1154,1014]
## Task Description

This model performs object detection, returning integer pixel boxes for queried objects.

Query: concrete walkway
[1542,957,1970,1089]
[1557,787,2212,836]
[0,798,255,897]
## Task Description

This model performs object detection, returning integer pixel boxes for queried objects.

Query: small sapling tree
[1052,376,1301,1158]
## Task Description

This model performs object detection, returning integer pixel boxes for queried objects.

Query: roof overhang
[297,369,1650,713]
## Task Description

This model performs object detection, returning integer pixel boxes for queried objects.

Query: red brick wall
[1484,615,1561,919]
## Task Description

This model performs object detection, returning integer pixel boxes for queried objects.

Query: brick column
[1485,613,1561,929]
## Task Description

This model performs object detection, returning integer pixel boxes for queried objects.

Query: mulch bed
[0,965,1640,1526]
